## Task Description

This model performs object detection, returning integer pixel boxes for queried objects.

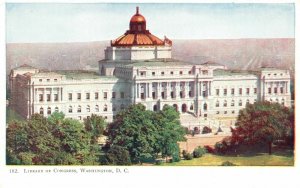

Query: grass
[161,153,294,166]
[6,107,25,123]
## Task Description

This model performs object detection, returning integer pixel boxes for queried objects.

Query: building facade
[9,7,292,130]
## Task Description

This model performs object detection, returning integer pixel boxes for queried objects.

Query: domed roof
[130,7,146,23]
[111,7,172,47]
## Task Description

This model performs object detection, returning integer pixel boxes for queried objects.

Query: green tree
[83,114,106,144]
[106,104,159,163]
[154,105,186,161]
[105,145,131,165]
[232,101,294,155]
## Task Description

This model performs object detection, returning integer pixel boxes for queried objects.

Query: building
[8,7,292,131]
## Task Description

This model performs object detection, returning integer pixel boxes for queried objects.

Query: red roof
[111,7,171,47]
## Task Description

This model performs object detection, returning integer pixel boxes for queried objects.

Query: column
[60,87,63,101]
[286,81,290,93]
[157,82,161,98]
[137,83,140,98]
[43,88,46,103]
[51,87,54,102]
[199,81,202,96]
[185,81,188,98]
[209,81,211,96]
[149,82,152,99]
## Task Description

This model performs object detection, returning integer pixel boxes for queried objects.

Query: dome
[111,6,172,47]
[130,7,146,23]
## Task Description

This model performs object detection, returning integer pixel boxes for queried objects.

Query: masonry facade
[8,7,292,128]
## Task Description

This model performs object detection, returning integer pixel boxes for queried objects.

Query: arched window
[39,107,44,115]
[153,105,158,111]
[47,107,51,115]
[223,100,227,107]
[239,100,242,106]
[216,100,219,107]
[77,105,81,113]
[231,100,235,107]
[104,104,108,112]
[86,105,90,112]
[281,99,285,105]
[55,107,59,112]
[275,98,279,103]
[203,103,208,111]
[95,105,99,112]
[69,106,73,113]
[190,104,194,110]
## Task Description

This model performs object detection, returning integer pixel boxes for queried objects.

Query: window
[189,91,192,97]
[39,94,43,102]
[141,93,145,99]
[171,91,175,98]
[231,88,235,95]
[140,71,146,76]
[152,72,155,76]
[216,101,219,107]
[216,111,220,114]
[120,92,125,99]
[179,71,183,75]
[47,107,51,115]
[95,105,99,112]
[77,106,81,113]
[39,107,44,115]
[47,79,50,82]
[86,93,90,100]
[55,107,59,112]
[239,100,242,106]
[54,79,58,82]
[268,88,271,94]
[170,71,174,75]
[216,89,220,96]
[232,110,235,114]
[112,92,116,99]
[246,88,250,95]
[223,100,227,107]
[69,106,73,113]
[112,105,116,111]
[246,99,250,105]
[281,99,285,105]
[179,91,183,98]
[202,70,208,75]
[280,87,283,94]
[161,92,165,99]
[103,92,108,99]
[224,111,227,114]
[77,93,81,100]
[231,100,235,107]
[153,105,158,111]
[239,88,242,95]
[47,94,51,102]
[152,92,156,99]
[95,92,99,100]
[120,104,125,110]
[161,72,164,76]
[188,71,192,75]
[104,105,108,112]
[86,105,90,112]
[190,105,193,110]
[39,79,42,82]
[68,93,72,101]
[203,103,207,111]
[54,94,58,101]
[224,89,227,96]
[274,87,277,94]
[254,88,257,94]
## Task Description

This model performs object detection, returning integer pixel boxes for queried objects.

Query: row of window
[268,87,285,94]
[215,99,255,107]
[39,78,58,82]
[39,107,59,115]
[140,70,193,77]
[215,88,257,96]
[216,110,236,115]
[68,92,125,101]
[39,94,59,102]
[68,104,125,113]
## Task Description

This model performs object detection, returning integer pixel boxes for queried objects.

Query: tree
[83,114,106,144]
[154,105,186,160]
[232,101,294,154]
[6,113,100,165]
[105,145,131,165]
[106,104,158,163]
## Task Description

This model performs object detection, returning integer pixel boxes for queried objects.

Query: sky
[5,3,295,43]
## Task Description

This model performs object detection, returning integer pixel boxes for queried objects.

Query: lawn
[161,153,294,166]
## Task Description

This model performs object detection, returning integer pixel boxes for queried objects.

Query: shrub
[155,160,163,165]
[193,146,207,158]
[221,161,236,166]
[182,150,187,157]
[105,145,131,165]
[215,141,230,154]
[202,126,212,134]
[204,145,215,154]
[184,153,193,160]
